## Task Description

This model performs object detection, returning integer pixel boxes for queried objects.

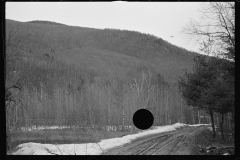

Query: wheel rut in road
[102,125,208,155]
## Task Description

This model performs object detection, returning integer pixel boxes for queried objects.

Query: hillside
[6,19,199,84]
[6,19,205,131]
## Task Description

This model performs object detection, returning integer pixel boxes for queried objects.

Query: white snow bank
[12,123,209,155]
[20,125,76,132]
[187,124,211,127]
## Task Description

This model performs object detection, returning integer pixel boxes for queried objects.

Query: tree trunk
[198,110,200,124]
[6,97,12,151]
[227,113,231,133]
[6,124,11,150]
[192,109,195,124]
[231,112,235,137]
[220,112,225,141]
[180,91,183,123]
[122,107,125,131]
[209,110,216,139]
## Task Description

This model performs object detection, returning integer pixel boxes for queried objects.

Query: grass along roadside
[191,127,234,155]
[9,128,140,151]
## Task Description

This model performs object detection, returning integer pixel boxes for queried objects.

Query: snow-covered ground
[19,125,133,132]
[20,125,72,132]
[12,123,210,155]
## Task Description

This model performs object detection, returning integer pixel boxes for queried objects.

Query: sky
[6,2,204,53]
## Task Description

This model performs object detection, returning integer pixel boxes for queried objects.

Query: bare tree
[111,78,127,131]
[5,28,31,150]
[182,2,235,60]
[130,70,152,109]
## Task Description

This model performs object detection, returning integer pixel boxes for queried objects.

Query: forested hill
[6,19,205,128]
[6,19,199,85]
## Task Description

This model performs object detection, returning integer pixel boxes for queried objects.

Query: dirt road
[102,125,209,155]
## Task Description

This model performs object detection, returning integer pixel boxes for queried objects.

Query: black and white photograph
[5,2,235,156]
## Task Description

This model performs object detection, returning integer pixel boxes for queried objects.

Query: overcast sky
[6,2,205,53]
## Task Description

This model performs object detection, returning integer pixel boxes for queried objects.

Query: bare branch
[182,2,234,60]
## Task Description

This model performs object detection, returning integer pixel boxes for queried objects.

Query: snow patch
[187,124,211,127]
[207,127,213,131]
[223,153,230,155]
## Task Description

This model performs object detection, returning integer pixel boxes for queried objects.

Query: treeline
[6,56,211,131]
[179,2,235,141]
[26,20,67,26]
